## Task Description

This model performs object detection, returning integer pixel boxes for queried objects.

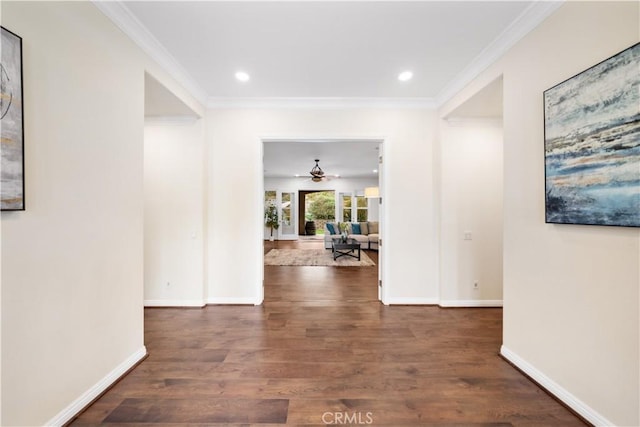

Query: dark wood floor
[71,240,586,426]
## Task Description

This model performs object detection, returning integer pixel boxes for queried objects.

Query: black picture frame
[1,26,25,211]
[543,43,639,227]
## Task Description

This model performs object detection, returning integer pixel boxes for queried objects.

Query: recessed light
[398,70,413,82]
[294,174,300,177]
[235,71,250,82]
[373,169,378,173]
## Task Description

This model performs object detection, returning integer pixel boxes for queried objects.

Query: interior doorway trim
[259,136,388,305]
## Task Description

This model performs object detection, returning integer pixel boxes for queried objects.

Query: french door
[278,191,297,240]
[265,190,297,240]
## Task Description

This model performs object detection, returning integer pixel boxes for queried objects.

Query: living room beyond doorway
[262,138,383,304]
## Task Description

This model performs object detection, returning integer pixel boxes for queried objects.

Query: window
[280,192,295,235]
[281,192,292,226]
[264,190,276,205]
[356,196,368,222]
[342,193,352,222]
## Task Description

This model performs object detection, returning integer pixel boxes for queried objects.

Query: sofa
[324,221,379,250]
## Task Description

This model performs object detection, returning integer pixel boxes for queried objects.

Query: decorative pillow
[368,221,379,234]
[338,222,350,234]
[359,222,369,235]
[326,223,336,235]
[351,223,361,235]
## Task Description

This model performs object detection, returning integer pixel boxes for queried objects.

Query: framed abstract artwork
[544,43,639,227]
[1,26,24,211]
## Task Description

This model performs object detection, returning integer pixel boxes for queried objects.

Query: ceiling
[123,1,558,178]
[263,140,380,179]
[111,1,559,105]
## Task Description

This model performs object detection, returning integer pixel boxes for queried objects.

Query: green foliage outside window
[356,196,368,222]
[306,191,335,220]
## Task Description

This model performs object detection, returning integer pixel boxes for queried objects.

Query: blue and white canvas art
[544,43,639,227]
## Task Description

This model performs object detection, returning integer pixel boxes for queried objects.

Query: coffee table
[331,237,361,261]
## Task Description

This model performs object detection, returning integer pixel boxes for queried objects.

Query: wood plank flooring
[70,240,587,426]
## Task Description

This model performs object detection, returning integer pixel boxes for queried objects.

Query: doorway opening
[299,190,336,237]
[261,138,385,305]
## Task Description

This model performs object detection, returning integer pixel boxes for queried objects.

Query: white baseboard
[439,299,503,307]
[500,345,613,427]
[384,297,439,305]
[144,299,205,307]
[206,297,260,305]
[45,346,147,426]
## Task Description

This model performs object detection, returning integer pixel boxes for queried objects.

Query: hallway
[71,241,585,425]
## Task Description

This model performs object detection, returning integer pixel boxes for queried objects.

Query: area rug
[264,248,375,267]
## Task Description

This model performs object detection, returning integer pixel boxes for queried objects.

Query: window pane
[356,196,367,208]
[265,191,276,203]
[343,195,352,208]
[357,209,368,222]
[306,191,335,221]
[343,209,352,222]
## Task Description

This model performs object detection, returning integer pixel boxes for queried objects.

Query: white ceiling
[264,140,380,179]
[119,1,559,177]
[111,1,561,105]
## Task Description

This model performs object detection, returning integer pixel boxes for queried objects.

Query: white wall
[207,108,438,304]
[0,2,146,425]
[439,119,503,306]
[0,2,204,425]
[441,2,639,425]
[144,119,206,307]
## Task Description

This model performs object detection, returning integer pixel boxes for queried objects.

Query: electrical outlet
[473,281,479,290]
[166,281,171,287]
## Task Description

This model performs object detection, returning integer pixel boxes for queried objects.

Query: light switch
[464,231,472,241]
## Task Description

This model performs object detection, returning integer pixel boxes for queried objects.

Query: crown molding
[206,97,437,109]
[94,0,562,112]
[436,0,564,107]
[92,0,209,106]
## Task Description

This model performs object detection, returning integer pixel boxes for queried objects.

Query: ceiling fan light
[365,186,380,198]
[309,159,325,178]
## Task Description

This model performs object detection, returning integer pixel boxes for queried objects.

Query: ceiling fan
[301,159,337,182]
[309,159,325,182]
